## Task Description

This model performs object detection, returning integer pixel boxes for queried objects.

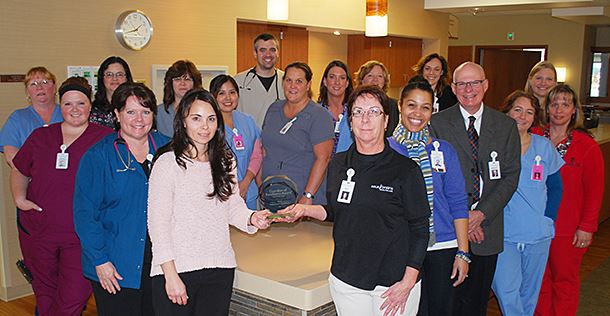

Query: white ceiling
[424,0,610,25]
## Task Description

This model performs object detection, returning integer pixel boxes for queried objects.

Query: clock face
[115,10,153,51]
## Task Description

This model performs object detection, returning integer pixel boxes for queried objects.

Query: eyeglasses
[28,79,52,88]
[172,76,193,83]
[352,107,384,118]
[104,72,126,79]
[453,79,486,90]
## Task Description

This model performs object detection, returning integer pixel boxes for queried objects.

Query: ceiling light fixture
[365,0,388,37]
[267,0,289,21]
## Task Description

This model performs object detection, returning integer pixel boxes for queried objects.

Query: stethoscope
[113,131,158,173]
[239,67,281,101]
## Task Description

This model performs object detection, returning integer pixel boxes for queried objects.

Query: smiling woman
[210,75,262,210]
[276,85,431,316]
[389,77,469,315]
[10,77,112,316]
[147,89,271,315]
[413,53,458,113]
[261,62,334,205]
[156,60,203,137]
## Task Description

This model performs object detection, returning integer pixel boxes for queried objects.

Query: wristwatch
[303,192,314,200]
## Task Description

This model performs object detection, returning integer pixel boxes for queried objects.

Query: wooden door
[448,46,474,78]
[278,25,308,69]
[236,22,308,74]
[477,48,541,109]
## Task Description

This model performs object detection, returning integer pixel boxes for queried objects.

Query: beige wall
[449,14,586,91]
[307,33,349,101]
[0,0,449,300]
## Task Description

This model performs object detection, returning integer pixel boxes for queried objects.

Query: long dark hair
[317,60,353,106]
[94,56,134,112]
[209,74,239,99]
[155,89,235,201]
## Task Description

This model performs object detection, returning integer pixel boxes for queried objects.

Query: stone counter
[229,221,336,315]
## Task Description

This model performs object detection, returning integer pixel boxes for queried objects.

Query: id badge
[334,114,343,133]
[488,151,501,180]
[56,153,69,169]
[531,155,543,181]
[280,117,297,135]
[233,135,245,150]
[56,144,68,169]
[337,168,356,204]
[430,141,446,173]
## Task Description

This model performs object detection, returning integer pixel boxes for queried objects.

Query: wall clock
[115,10,153,50]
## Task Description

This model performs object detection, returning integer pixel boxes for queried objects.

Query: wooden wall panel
[236,22,308,74]
[448,45,474,77]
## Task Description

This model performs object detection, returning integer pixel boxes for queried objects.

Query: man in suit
[430,62,520,316]
[234,33,285,127]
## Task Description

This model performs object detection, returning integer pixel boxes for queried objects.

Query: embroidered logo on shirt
[370,184,394,193]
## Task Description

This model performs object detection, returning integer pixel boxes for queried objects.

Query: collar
[459,104,484,132]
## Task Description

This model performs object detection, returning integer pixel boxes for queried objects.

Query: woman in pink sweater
[147,89,271,316]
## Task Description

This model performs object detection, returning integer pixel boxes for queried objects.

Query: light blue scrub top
[224,110,261,210]
[504,134,564,243]
[156,104,176,137]
[0,105,63,152]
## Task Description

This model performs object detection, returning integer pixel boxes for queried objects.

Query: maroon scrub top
[13,123,112,236]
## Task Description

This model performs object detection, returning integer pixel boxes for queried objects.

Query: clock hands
[125,24,143,35]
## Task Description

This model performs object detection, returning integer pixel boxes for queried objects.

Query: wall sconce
[365,0,388,37]
[267,0,288,21]
[556,67,567,83]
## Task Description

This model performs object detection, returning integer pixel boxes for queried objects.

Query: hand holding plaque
[259,175,298,220]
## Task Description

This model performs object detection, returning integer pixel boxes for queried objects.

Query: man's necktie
[467,116,480,203]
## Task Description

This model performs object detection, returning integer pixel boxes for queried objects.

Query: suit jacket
[430,105,520,255]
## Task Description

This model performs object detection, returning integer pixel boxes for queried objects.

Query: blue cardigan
[389,137,469,243]
[73,131,169,289]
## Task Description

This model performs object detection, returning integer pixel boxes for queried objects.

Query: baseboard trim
[0,283,33,301]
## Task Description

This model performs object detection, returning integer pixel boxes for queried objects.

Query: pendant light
[267,0,289,21]
[365,0,388,37]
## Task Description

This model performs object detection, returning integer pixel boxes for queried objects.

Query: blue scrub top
[73,131,170,289]
[504,134,564,243]
[156,104,175,137]
[224,110,261,210]
[0,105,63,152]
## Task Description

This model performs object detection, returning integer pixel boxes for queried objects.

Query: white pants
[329,274,421,316]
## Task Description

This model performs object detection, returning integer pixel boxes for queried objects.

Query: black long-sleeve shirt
[323,143,430,290]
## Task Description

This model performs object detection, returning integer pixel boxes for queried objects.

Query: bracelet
[455,250,472,264]
[248,212,255,226]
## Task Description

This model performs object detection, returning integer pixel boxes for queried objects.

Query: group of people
[0,31,603,316]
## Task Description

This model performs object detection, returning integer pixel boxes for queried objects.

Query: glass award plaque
[259,175,298,219]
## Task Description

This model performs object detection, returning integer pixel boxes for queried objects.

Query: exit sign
[507,32,515,41]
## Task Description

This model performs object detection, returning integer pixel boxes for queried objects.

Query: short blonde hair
[355,60,390,92]
[24,66,56,88]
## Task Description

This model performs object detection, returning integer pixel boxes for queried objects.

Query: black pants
[152,268,235,316]
[90,268,153,316]
[453,253,498,316]
[418,248,457,316]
